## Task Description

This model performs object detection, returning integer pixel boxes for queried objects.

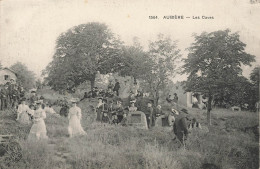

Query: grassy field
[0,98,259,169]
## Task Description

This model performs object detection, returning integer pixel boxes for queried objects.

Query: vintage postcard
[0,0,259,168]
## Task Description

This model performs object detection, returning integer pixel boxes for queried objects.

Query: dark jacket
[0,88,8,98]
[173,113,190,143]
[113,82,120,91]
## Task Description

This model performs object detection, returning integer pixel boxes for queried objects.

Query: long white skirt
[18,112,31,125]
[68,115,86,137]
[28,119,48,140]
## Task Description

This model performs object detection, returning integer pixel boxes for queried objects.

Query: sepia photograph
[0,0,259,168]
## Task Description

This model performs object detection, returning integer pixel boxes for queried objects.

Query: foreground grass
[0,104,258,169]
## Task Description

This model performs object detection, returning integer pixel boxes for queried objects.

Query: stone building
[0,67,17,85]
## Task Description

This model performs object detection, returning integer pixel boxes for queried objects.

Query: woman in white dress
[16,98,31,124]
[68,98,86,137]
[28,101,48,140]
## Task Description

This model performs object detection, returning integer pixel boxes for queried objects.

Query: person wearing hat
[113,79,120,97]
[67,98,86,137]
[16,98,31,124]
[28,100,48,140]
[101,98,110,124]
[96,97,104,122]
[172,108,191,145]
[128,100,137,112]
[30,90,38,105]
[7,80,15,108]
[11,85,20,108]
[112,98,124,123]
[101,98,109,123]
[155,105,163,116]
[145,100,154,129]
[0,84,8,110]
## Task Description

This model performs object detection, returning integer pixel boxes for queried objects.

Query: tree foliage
[10,62,36,90]
[116,35,181,106]
[43,22,123,91]
[118,39,152,80]
[182,29,255,124]
[250,66,260,86]
[249,66,260,108]
[145,34,181,106]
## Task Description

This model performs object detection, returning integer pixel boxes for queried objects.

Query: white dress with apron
[68,106,86,137]
[17,104,31,124]
[28,108,48,140]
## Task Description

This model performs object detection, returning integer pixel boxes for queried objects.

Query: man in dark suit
[173,111,191,145]
[113,79,120,97]
[0,84,8,110]
[145,100,154,128]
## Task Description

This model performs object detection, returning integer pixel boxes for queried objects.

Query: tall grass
[0,102,258,169]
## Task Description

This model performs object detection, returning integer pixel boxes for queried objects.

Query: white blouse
[68,106,82,120]
[17,104,30,115]
[33,108,46,122]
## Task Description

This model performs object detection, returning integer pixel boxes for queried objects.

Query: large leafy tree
[250,66,260,87]
[10,62,36,90]
[182,29,255,125]
[250,66,260,109]
[116,35,181,106]
[43,22,123,91]
[145,34,181,106]
[118,39,152,81]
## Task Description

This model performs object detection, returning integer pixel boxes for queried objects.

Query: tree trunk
[90,75,96,90]
[154,90,159,107]
[207,94,213,126]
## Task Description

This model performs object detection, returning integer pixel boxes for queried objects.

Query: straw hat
[35,100,42,104]
[70,98,80,103]
[130,100,136,103]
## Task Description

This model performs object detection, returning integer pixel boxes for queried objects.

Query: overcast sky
[0,0,259,82]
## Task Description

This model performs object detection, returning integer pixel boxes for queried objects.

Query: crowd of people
[1,79,202,145]
[0,79,25,110]
[81,80,202,145]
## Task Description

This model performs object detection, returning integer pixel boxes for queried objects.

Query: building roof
[0,67,17,76]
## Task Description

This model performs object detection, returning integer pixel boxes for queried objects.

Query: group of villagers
[15,82,202,145]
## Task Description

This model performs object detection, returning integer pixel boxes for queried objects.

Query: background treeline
[42,23,258,111]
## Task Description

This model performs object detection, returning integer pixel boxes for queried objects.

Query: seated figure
[128,101,137,112]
